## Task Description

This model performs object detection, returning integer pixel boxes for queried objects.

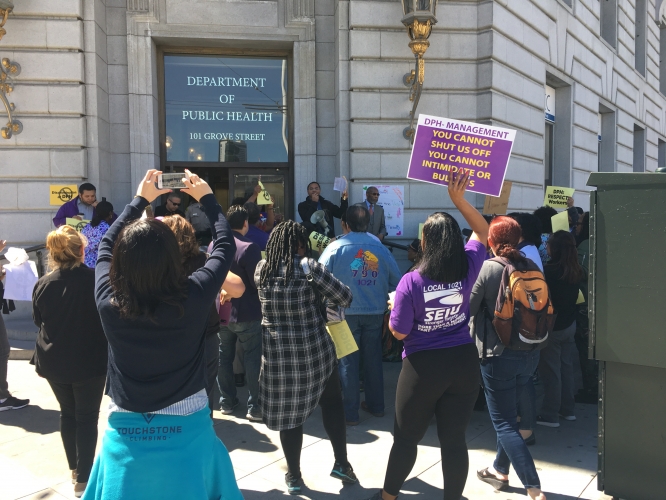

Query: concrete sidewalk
[1,359,612,500]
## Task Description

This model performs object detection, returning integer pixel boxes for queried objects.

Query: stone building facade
[1,0,664,244]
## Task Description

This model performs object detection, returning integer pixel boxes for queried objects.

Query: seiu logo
[424,305,461,322]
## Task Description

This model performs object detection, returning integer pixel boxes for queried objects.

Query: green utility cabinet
[587,173,666,500]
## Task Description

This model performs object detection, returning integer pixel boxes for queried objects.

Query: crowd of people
[0,170,594,500]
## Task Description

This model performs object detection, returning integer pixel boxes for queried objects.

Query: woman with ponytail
[32,226,108,497]
[470,216,547,500]
[537,230,584,427]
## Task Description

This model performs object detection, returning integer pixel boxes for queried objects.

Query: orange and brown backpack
[489,257,555,350]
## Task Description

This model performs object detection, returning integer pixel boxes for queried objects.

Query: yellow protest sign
[551,211,569,233]
[261,251,266,260]
[326,321,359,359]
[543,186,575,209]
[257,181,272,205]
[418,223,424,239]
[50,184,77,206]
[310,231,331,253]
[66,218,90,232]
[576,289,585,305]
[483,181,513,215]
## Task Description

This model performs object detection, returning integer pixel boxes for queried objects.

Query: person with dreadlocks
[254,220,356,495]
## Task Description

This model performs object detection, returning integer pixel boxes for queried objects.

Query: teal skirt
[83,408,243,500]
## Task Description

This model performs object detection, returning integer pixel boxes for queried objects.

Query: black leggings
[279,368,348,478]
[48,376,106,483]
[384,343,480,499]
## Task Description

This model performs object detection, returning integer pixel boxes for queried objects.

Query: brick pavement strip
[1,360,614,500]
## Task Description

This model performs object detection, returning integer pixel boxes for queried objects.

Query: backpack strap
[489,256,507,267]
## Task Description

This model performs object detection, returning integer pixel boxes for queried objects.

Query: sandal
[477,467,509,491]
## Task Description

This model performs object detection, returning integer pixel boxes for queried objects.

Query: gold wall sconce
[0,57,22,139]
[0,0,13,41]
[401,0,438,142]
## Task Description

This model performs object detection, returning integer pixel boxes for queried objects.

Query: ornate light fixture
[0,0,13,41]
[401,0,438,142]
[0,57,22,139]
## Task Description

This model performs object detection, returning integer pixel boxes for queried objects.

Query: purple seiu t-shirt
[390,239,487,358]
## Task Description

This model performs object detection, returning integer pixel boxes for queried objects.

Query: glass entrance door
[229,168,290,223]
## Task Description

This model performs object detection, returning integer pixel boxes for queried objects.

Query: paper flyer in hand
[326,320,359,359]
[550,211,570,233]
[543,186,575,209]
[257,181,272,205]
[333,177,347,192]
[66,218,91,232]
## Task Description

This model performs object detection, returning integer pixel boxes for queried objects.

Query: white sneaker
[536,416,560,428]
[246,411,263,422]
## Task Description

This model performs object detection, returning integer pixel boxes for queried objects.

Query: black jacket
[544,263,579,331]
[154,205,185,218]
[31,266,108,383]
[298,195,348,237]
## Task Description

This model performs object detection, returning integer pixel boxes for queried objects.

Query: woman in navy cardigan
[85,170,243,500]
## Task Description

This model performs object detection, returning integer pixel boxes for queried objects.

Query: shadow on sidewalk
[0,404,60,434]
[213,417,279,454]
[241,483,373,500]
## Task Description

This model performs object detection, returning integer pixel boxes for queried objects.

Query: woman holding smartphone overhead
[366,172,489,500]
[84,170,243,500]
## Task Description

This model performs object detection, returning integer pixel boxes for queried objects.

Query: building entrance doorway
[163,166,291,223]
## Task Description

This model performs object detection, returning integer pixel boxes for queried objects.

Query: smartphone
[157,173,186,189]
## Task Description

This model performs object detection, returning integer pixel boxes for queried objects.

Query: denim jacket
[319,232,401,315]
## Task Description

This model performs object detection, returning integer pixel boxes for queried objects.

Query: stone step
[9,339,34,361]
[3,301,38,342]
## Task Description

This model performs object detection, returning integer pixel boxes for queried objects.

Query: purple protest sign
[407,115,516,197]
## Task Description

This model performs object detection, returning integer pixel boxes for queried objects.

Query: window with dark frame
[633,124,646,172]
[661,27,666,94]
[601,0,618,49]
[635,0,647,76]
[163,55,289,164]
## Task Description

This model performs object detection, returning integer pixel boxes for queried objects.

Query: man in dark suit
[362,186,387,241]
